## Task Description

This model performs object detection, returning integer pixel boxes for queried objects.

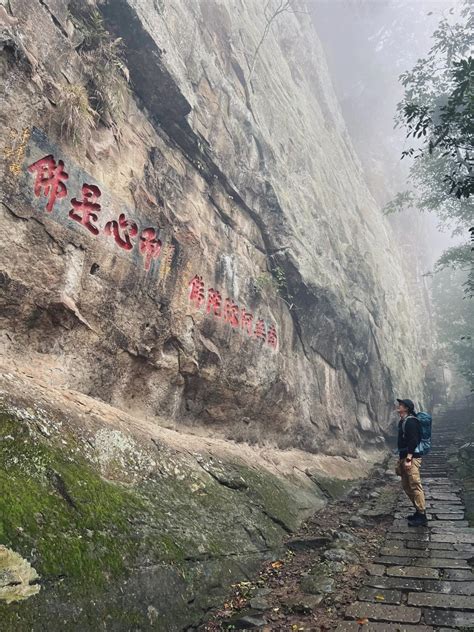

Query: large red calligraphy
[27,153,164,273]
[69,184,101,235]
[27,155,68,213]
[25,149,280,345]
[104,213,138,251]
[139,227,162,271]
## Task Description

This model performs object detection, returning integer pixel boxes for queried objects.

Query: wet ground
[199,405,473,631]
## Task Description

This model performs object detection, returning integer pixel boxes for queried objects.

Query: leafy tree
[385,3,473,390]
[384,2,473,302]
[396,2,474,200]
[432,266,473,391]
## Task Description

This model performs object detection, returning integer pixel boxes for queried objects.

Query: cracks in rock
[131,550,266,571]
[2,201,69,254]
[242,522,269,550]
[37,0,69,40]
[194,459,249,491]
[207,193,265,254]
[259,506,293,534]
[98,0,353,386]
[46,468,77,509]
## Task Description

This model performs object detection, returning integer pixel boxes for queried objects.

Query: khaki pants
[397,457,426,513]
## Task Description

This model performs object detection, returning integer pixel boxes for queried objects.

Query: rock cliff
[0,0,432,627]
[1,0,429,451]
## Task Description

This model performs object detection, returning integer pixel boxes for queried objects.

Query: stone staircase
[336,405,474,631]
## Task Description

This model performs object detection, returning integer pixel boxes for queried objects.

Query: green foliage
[432,265,474,391]
[396,2,474,200]
[255,265,287,295]
[382,190,415,215]
[388,2,474,307]
[272,264,287,292]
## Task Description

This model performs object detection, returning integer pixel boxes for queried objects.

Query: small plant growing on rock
[69,1,130,127]
[55,84,97,145]
[254,271,277,292]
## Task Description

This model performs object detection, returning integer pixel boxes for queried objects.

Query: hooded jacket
[398,413,421,458]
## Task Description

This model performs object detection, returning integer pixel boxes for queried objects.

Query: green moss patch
[0,405,317,630]
[0,412,146,589]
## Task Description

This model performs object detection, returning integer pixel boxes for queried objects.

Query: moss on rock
[0,405,325,630]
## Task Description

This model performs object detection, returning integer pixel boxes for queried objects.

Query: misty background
[312,0,465,267]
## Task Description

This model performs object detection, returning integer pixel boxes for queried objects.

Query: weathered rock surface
[1,0,429,457]
[0,0,435,628]
[0,546,40,604]
[0,370,381,630]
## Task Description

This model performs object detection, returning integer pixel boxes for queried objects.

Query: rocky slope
[1,0,430,451]
[0,0,433,627]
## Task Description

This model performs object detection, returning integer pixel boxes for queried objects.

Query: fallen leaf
[271,560,283,569]
[357,618,369,625]
[375,594,385,601]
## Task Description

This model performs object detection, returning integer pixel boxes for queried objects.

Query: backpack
[402,412,432,456]
[415,411,432,455]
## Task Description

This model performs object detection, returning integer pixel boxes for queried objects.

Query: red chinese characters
[189,275,205,308]
[69,184,101,235]
[188,276,278,349]
[223,298,239,328]
[207,288,222,316]
[27,154,68,212]
[254,318,266,341]
[241,308,254,335]
[139,227,162,271]
[104,213,138,251]
[27,154,165,274]
[267,324,278,348]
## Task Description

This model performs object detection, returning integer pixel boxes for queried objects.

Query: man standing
[396,398,428,526]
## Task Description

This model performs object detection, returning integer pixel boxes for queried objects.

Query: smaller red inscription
[69,184,101,235]
[27,154,68,213]
[139,227,162,271]
[207,288,222,317]
[187,276,278,349]
[241,308,253,335]
[254,318,267,341]
[104,213,138,251]
[189,275,205,308]
[223,298,239,328]
[267,324,278,348]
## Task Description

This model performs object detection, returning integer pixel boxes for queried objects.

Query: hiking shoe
[405,511,418,521]
[408,511,428,527]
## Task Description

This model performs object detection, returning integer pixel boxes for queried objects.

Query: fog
[311,0,467,268]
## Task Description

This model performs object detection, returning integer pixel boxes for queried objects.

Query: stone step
[408,592,474,610]
[423,608,474,627]
[388,532,430,541]
[386,566,440,579]
[381,546,471,560]
[377,556,471,569]
[440,568,474,580]
[434,513,465,520]
[345,602,422,624]
[358,586,402,604]
[431,533,474,543]
[336,623,433,632]
[365,575,474,595]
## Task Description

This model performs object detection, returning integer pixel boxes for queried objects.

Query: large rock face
[0,1,431,627]
[1,0,428,457]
